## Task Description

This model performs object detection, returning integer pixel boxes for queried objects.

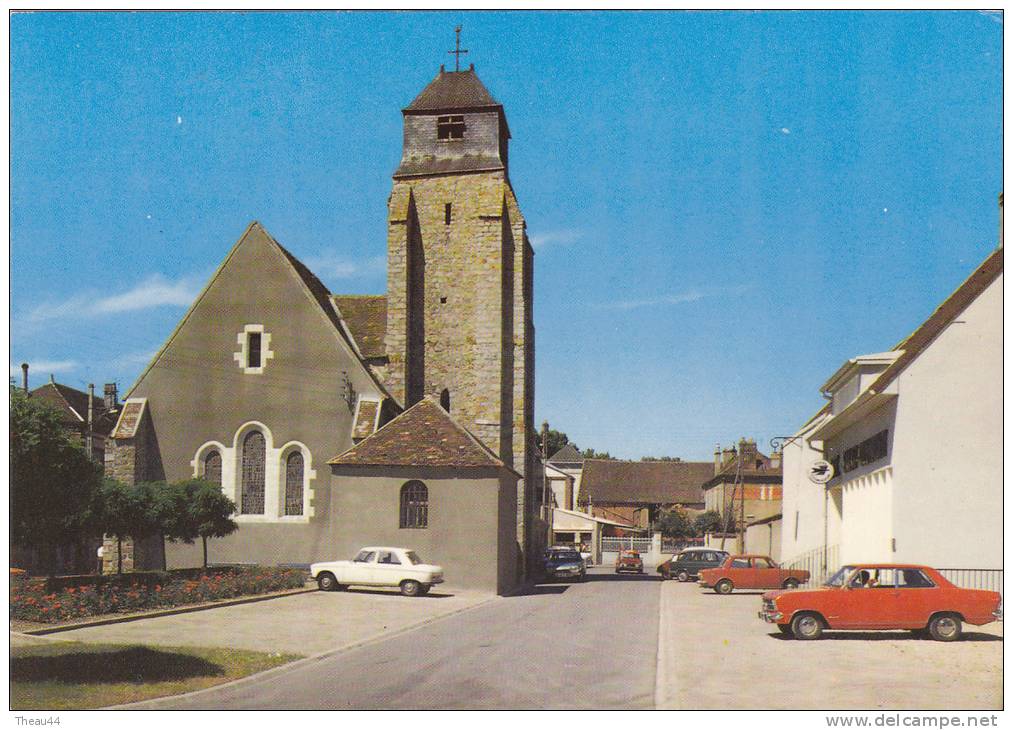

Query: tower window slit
[445,203,452,225]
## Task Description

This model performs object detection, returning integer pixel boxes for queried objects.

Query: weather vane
[448,25,468,72]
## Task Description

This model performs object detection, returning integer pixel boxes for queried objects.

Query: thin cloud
[23,274,201,323]
[596,285,751,311]
[10,360,77,377]
[780,127,791,135]
[304,253,386,280]
[530,229,581,249]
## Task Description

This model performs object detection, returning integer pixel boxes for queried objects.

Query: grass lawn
[11,640,302,709]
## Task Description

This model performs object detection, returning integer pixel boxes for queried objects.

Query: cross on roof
[448,25,469,72]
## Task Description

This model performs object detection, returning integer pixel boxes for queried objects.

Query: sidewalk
[40,584,496,656]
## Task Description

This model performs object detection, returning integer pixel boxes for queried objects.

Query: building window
[842,429,889,474]
[241,431,266,515]
[445,203,452,225]
[400,480,428,529]
[203,450,222,486]
[437,115,465,140]
[285,451,304,516]
[440,389,450,412]
[247,332,262,368]
[234,324,274,374]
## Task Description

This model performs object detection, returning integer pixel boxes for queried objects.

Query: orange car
[759,564,1002,641]
[615,550,643,574]
[699,554,809,594]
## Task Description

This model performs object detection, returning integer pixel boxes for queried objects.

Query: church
[103,61,540,594]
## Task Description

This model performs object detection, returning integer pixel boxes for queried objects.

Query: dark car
[543,549,586,582]
[657,548,729,582]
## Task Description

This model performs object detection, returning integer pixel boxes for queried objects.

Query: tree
[640,456,682,462]
[96,479,162,573]
[655,506,696,539]
[161,479,238,569]
[537,428,573,457]
[693,510,723,536]
[10,389,103,573]
[581,448,615,460]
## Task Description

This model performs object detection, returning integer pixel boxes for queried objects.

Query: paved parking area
[49,585,494,656]
[656,580,1003,710]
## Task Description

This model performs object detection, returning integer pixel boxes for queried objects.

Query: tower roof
[404,66,501,112]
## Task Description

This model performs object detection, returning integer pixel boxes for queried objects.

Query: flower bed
[10,567,308,624]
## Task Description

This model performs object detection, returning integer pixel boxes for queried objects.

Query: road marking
[653,579,676,709]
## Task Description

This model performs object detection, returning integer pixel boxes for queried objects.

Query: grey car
[657,548,729,582]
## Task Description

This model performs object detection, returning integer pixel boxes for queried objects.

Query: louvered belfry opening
[400,480,429,528]
[285,451,304,516]
[241,431,266,514]
[203,450,222,486]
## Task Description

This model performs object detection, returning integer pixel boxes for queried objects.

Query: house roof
[30,382,118,436]
[404,67,501,112]
[548,443,584,465]
[866,246,1003,396]
[328,396,517,474]
[333,295,388,359]
[580,459,713,505]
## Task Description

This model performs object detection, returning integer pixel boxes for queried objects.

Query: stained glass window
[203,450,222,486]
[241,431,266,514]
[285,451,304,516]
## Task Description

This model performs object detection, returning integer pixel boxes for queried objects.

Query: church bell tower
[384,59,536,559]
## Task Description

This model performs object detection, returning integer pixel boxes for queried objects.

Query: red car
[615,550,643,574]
[699,554,810,594]
[759,564,1002,641]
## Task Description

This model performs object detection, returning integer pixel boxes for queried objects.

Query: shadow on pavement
[509,584,570,596]
[11,646,224,684]
[768,630,1003,642]
[583,573,662,583]
[320,588,454,599]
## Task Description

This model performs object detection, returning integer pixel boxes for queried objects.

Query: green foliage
[655,506,696,539]
[10,390,103,563]
[581,448,615,460]
[640,455,682,462]
[161,479,238,568]
[693,510,724,535]
[537,428,572,457]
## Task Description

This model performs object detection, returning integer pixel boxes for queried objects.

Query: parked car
[615,549,644,574]
[759,564,1003,641]
[657,548,729,581]
[543,548,586,582]
[699,554,809,594]
[310,547,444,597]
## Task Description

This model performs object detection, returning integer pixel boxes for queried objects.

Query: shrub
[11,567,307,624]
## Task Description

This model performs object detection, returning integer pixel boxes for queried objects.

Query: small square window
[445,203,452,225]
[440,296,447,304]
[437,115,465,140]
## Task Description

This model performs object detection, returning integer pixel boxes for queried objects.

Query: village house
[779,222,1002,586]
[701,439,783,539]
[102,62,540,593]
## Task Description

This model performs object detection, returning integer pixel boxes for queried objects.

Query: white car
[310,547,445,597]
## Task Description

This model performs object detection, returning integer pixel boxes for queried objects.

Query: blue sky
[10,10,1003,460]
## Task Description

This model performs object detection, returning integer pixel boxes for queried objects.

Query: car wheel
[317,572,338,592]
[400,580,422,597]
[675,570,690,582]
[791,612,824,640]
[928,613,962,642]
[783,578,800,589]
[715,579,734,595]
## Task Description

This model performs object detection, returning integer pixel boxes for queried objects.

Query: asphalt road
[158,567,662,710]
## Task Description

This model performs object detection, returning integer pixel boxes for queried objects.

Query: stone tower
[384,64,537,562]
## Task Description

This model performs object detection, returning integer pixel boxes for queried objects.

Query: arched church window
[440,389,450,412]
[285,451,304,516]
[400,481,428,529]
[203,450,222,486]
[241,431,266,515]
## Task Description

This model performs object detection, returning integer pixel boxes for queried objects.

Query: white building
[780,245,1002,578]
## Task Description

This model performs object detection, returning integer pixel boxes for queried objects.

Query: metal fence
[937,568,1003,595]
[782,545,840,588]
[601,537,653,554]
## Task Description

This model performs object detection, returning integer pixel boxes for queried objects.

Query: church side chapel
[104,48,539,594]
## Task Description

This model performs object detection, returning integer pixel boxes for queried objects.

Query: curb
[18,586,317,636]
[107,592,501,710]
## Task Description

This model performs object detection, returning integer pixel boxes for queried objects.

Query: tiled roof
[329,397,514,472]
[352,399,380,441]
[332,295,388,359]
[868,246,1003,395]
[404,67,500,111]
[548,443,583,465]
[30,382,118,436]
[580,460,714,505]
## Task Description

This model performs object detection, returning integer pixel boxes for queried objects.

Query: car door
[751,557,779,588]
[725,556,752,586]
[349,549,378,585]
[836,567,899,628]
[374,550,404,587]
[891,568,941,628]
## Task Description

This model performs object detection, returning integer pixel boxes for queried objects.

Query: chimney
[87,384,95,461]
[20,363,28,393]
[721,446,736,468]
[713,444,721,475]
[104,383,118,410]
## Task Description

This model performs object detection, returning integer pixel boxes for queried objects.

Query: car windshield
[404,551,422,565]
[353,550,376,563]
[550,551,581,562]
[824,565,857,587]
